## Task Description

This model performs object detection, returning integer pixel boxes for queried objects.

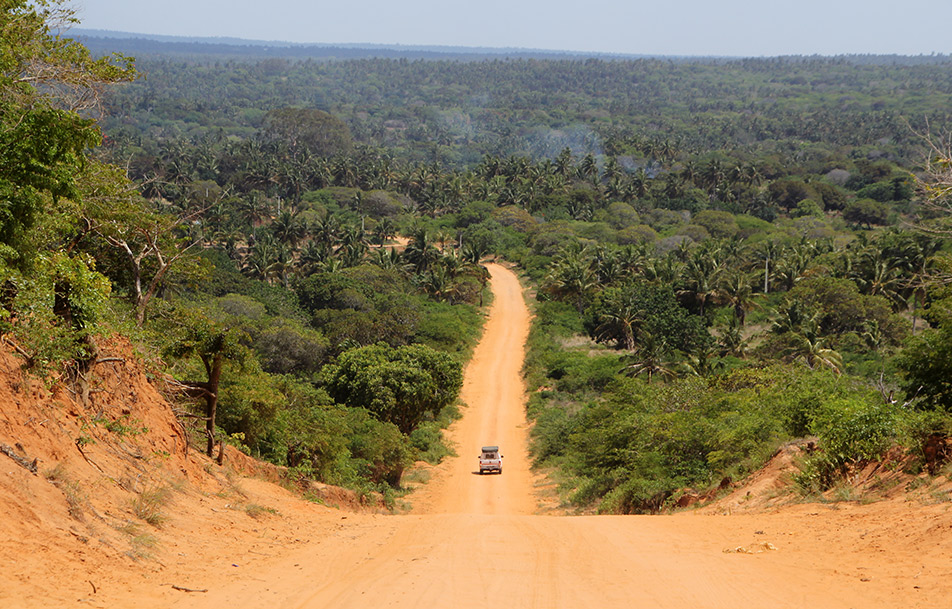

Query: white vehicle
[479,446,503,474]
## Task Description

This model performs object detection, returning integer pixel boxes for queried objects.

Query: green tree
[324,343,463,434]
[843,199,889,228]
[897,324,952,411]
[262,107,353,158]
[0,0,134,265]
[586,281,707,354]
[165,309,249,456]
[543,247,597,313]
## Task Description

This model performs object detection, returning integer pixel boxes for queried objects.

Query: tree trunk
[205,354,223,457]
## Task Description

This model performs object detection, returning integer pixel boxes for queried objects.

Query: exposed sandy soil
[2,262,951,608]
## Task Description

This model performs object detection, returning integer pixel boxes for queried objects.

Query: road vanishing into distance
[157,262,911,609]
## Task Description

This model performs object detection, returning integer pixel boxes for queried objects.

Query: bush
[409,421,452,464]
[798,397,900,489]
[324,343,463,434]
[344,409,411,488]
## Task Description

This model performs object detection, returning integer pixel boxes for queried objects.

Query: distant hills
[72,28,652,61]
[73,29,952,65]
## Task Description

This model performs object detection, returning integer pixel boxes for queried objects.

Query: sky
[73,0,952,57]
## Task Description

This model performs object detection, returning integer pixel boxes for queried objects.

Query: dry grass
[242,503,278,519]
[117,522,158,560]
[45,465,86,521]
[132,486,172,527]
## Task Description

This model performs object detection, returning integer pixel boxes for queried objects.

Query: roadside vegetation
[3,2,952,509]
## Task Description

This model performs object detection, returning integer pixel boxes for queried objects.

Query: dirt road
[165,263,945,609]
[17,263,947,608]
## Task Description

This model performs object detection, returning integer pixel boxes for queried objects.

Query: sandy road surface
[168,263,945,609]
[409,262,537,516]
[20,263,947,608]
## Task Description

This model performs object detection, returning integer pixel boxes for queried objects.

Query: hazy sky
[74,0,952,57]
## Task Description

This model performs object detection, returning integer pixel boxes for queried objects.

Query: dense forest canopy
[4,12,952,512]
[97,51,952,167]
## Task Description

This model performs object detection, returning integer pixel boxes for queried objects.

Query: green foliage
[0,107,97,259]
[409,421,453,464]
[897,325,952,411]
[843,199,890,227]
[0,252,110,373]
[341,408,411,488]
[262,107,353,158]
[693,210,739,239]
[0,0,134,267]
[163,306,249,367]
[254,322,329,375]
[132,486,172,527]
[585,281,708,353]
[216,363,285,450]
[325,343,463,434]
[414,299,483,354]
[10,5,952,506]
[786,277,896,338]
[528,347,907,511]
[796,397,900,491]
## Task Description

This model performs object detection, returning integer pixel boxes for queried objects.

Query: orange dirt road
[164,263,948,609]
[22,263,947,608]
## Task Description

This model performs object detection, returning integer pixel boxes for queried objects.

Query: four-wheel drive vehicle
[479,446,503,474]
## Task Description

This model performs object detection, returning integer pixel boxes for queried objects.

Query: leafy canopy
[325,343,463,434]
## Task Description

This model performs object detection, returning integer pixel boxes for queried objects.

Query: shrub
[324,343,463,434]
[344,409,411,487]
[800,397,899,489]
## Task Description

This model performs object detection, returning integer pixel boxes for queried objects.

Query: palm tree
[620,332,682,384]
[403,228,440,273]
[266,245,294,288]
[720,270,760,327]
[642,255,683,286]
[772,247,813,292]
[310,214,341,249]
[771,299,817,335]
[679,253,723,318]
[461,240,490,265]
[298,241,332,275]
[369,247,402,271]
[554,148,573,178]
[851,248,906,311]
[577,153,599,185]
[700,158,726,201]
[661,173,684,200]
[337,241,368,268]
[617,243,650,278]
[338,223,368,249]
[755,241,783,293]
[788,325,844,374]
[593,290,644,351]
[629,168,650,199]
[906,238,940,334]
[543,248,597,313]
[685,340,724,377]
[371,218,397,247]
[270,210,304,251]
[680,160,699,185]
[416,265,452,301]
[237,192,271,237]
[242,237,277,282]
[720,316,749,358]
